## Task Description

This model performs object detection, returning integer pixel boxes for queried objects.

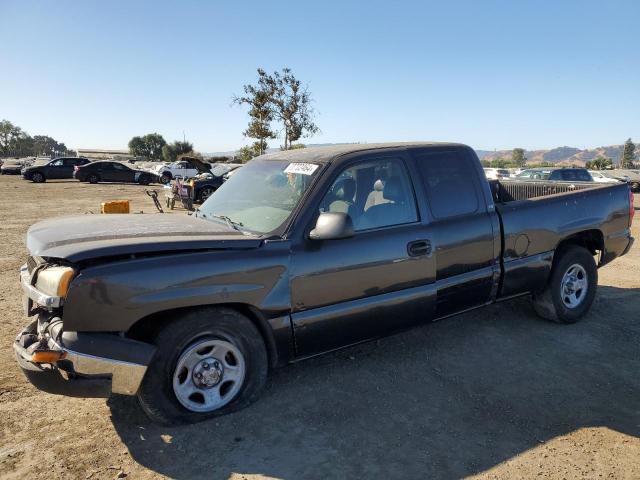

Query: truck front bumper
[14,317,156,398]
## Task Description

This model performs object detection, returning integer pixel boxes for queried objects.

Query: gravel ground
[0,175,639,480]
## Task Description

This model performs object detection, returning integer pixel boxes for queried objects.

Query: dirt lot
[0,175,639,480]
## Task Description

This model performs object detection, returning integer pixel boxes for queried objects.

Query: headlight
[35,266,76,297]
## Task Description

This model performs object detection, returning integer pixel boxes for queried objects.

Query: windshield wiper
[210,214,244,231]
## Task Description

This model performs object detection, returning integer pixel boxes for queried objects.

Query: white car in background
[588,170,621,184]
[483,168,510,180]
[153,158,211,184]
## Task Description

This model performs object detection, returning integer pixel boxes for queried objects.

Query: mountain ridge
[205,142,637,166]
[476,142,637,166]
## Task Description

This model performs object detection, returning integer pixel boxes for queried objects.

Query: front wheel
[88,174,99,184]
[32,172,45,183]
[198,186,215,203]
[159,173,172,185]
[137,307,268,425]
[532,245,597,323]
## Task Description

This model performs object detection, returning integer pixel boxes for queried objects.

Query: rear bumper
[14,317,155,397]
[601,231,634,266]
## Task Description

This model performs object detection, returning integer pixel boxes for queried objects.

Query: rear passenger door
[290,152,437,357]
[408,148,499,318]
[60,158,79,178]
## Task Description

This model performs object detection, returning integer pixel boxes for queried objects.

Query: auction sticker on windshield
[284,163,319,175]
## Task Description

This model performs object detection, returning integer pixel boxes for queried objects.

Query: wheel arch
[556,229,604,258]
[126,303,280,369]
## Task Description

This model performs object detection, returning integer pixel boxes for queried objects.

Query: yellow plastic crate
[101,200,130,214]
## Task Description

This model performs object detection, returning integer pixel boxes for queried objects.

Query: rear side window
[413,150,480,219]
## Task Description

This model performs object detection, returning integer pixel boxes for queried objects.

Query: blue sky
[0,0,638,152]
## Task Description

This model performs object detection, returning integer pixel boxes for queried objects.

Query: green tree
[32,135,69,156]
[234,67,319,151]
[621,138,636,168]
[268,68,319,149]
[511,148,527,167]
[585,156,613,170]
[162,140,194,162]
[0,120,25,156]
[128,133,167,160]
[235,142,263,163]
[233,69,277,156]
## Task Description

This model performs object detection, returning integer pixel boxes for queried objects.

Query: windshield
[197,159,321,234]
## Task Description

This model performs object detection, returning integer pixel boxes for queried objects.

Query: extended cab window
[414,150,479,219]
[320,158,418,231]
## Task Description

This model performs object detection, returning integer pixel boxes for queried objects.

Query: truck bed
[488,178,603,203]
[490,179,632,298]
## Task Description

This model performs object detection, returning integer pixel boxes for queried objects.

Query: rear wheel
[160,173,172,185]
[137,307,268,425]
[631,182,639,193]
[88,174,99,184]
[32,172,45,183]
[532,245,597,323]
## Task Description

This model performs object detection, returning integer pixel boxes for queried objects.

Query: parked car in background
[191,163,243,203]
[152,157,211,184]
[483,168,510,180]
[13,142,634,424]
[22,157,90,183]
[604,169,640,192]
[516,167,593,182]
[74,161,156,185]
[588,170,622,184]
[2,158,34,175]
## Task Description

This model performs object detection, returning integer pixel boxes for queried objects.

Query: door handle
[407,239,432,257]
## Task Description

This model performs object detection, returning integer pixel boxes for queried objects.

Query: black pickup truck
[14,143,634,424]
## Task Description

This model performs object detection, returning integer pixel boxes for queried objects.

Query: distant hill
[477,143,637,166]
[207,142,637,166]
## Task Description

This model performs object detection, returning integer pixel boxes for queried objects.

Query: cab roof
[258,142,468,164]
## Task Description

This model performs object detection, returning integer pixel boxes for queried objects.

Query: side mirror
[309,212,354,241]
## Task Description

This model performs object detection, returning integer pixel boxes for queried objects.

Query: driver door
[289,152,436,357]
[46,159,66,179]
[111,163,133,182]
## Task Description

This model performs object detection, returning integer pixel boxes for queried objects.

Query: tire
[32,172,45,183]
[532,245,597,324]
[88,174,99,184]
[198,186,215,203]
[137,307,268,425]
[631,182,639,193]
[160,173,172,185]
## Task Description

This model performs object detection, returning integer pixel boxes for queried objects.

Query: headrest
[333,178,356,201]
[383,177,405,202]
[373,179,385,192]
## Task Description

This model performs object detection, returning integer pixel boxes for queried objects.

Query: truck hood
[27,214,261,262]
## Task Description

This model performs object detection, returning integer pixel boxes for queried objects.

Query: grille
[26,256,43,274]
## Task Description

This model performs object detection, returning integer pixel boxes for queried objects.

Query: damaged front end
[14,259,155,398]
